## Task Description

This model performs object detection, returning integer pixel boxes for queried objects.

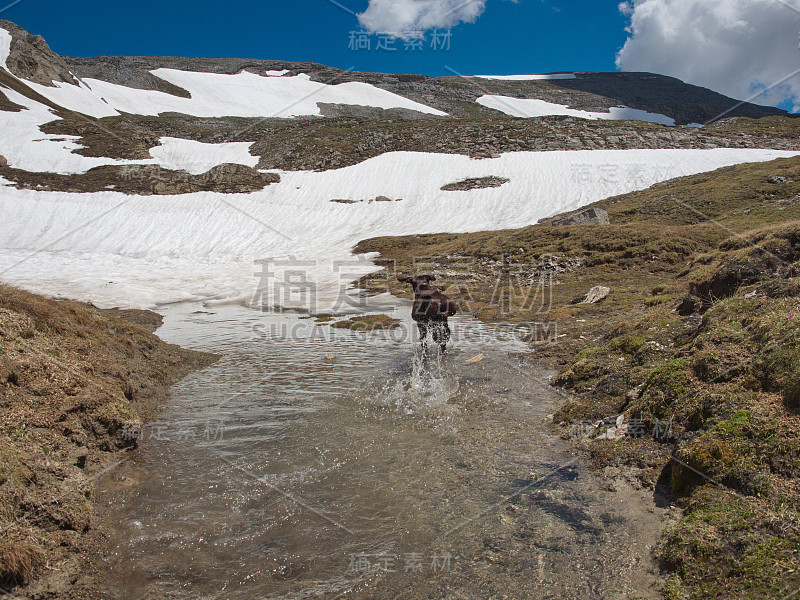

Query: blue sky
[2,0,628,76]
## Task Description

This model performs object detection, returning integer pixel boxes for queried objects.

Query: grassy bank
[0,285,216,598]
[356,155,800,599]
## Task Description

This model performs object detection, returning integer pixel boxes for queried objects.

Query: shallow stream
[97,302,668,599]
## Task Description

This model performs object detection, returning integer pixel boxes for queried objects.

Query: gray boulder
[581,286,611,304]
[550,207,610,227]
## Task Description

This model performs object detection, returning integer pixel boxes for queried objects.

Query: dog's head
[398,274,436,293]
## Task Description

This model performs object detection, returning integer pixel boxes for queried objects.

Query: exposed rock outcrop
[0,20,79,87]
[550,207,610,227]
[0,162,280,195]
[441,176,509,191]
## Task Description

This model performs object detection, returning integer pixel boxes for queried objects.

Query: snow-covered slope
[149,138,259,174]
[1,148,796,309]
[0,27,11,67]
[1,22,797,312]
[0,85,153,173]
[477,95,676,125]
[13,69,449,120]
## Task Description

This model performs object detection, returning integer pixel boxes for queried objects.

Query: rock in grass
[581,286,610,304]
[550,207,610,227]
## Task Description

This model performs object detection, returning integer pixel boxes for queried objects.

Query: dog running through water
[398,275,458,353]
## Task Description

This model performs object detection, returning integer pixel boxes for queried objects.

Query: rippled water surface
[97,302,668,599]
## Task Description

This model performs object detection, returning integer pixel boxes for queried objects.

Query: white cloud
[357,0,487,37]
[616,0,800,111]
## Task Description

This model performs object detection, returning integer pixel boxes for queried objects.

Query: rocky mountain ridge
[0,18,797,196]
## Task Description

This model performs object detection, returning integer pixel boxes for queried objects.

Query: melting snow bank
[149,138,259,174]
[0,84,154,174]
[477,95,675,126]
[0,79,260,175]
[0,148,797,309]
[19,70,448,119]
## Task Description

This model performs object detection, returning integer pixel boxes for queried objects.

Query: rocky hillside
[61,55,787,125]
[0,19,796,195]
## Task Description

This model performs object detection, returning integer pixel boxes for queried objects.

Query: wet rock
[581,286,610,304]
[550,207,610,227]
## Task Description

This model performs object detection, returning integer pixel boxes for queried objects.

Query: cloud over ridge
[616,0,800,110]
[357,0,487,36]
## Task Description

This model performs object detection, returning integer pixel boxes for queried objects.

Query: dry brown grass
[0,283,217,597]
[0,537,45,587]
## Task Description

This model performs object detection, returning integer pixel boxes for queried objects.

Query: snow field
[1,148,797,309]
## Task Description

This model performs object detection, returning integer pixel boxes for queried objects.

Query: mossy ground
[329,313,402,330]
[356,155,800,599]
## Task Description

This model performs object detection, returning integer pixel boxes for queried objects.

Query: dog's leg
[439,321,451,354]
[431,321,450,354]
[417,322,429,349]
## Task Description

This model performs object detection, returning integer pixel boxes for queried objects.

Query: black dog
[398,275,458,353]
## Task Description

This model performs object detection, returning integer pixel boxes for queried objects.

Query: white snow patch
[76,70,447,118]
[149,137,259,174]
[23,78,120,119]
[477,95,675,125]
[4,63,445,120]
[0,148,796,309]
[0,27,11,69]
[0,86,152,174]
[472,73,577,81]
[266,69,289,77]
